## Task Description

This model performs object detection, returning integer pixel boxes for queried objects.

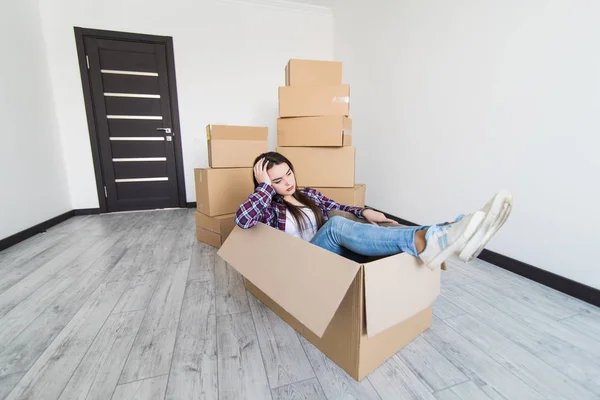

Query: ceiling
[275,0,335,9]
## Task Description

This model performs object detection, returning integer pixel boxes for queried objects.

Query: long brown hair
[252,152,326,232]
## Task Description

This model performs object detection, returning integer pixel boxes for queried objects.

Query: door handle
[156,127,173,135]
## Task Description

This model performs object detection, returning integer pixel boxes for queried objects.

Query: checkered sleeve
[235,183,277,229]
[303,188,365,219]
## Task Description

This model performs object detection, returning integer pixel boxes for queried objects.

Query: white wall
[0,0,71,240]
[38,0,334,209]
[334,0,600,288]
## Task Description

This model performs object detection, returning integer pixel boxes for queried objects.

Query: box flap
[364,253,440,338]
[207,125,267,141]
[217,224,360,337]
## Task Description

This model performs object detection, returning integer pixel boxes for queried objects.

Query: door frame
[74,27,187,213]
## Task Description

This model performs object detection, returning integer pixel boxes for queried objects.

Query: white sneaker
[458,191,513,262]
[419,211,485,270]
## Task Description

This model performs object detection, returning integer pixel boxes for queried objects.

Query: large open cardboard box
[217,211,440,381]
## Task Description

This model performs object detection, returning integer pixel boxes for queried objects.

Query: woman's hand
[253,158,271,186]
[362,209,399,225]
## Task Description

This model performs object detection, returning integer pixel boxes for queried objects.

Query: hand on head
[253,158,271,186]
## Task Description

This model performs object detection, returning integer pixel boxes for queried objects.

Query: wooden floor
[1,209,599,400]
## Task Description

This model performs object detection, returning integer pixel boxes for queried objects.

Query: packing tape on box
[332,96,350,104]
[206,125,211,140]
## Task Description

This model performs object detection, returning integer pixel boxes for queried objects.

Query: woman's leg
[311,213,487,269]
[310,216,428,258]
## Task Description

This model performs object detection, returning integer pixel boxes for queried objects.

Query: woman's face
[267,162,296,196]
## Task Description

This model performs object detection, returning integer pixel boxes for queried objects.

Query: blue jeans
[310,216,429,261]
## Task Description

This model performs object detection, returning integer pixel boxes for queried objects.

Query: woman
[235,152,512,269]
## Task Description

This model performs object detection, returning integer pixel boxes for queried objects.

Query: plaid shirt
[235,183,365,230]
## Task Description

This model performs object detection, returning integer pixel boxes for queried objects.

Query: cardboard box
[279,85,350,118]
[207,125,268,168]
[277,146,355,188]
[313,184,366,207]
[196,212,235,247]
[195,211,236,237]
[217,211,440,381]
[196,227,225,248]
[277,116,352,147]
[343,133,352,146]
[194,168,253,217]
[285,59,343,86]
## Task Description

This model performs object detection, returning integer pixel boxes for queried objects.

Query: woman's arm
[303,188,398,225]
[302,188,365,219]
[235,183,277,228]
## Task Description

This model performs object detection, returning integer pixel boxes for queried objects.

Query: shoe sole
[458,191,513,263]
[427,211,485,270]
[466,202,512,261]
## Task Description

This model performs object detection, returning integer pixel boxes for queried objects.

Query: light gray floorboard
[441,285,600,396]
[449,257,587,319]
[299,335,381,400]
[214,256,249,316]
[559,313,600,340]
[57,311,145,400]
[187,242,216,282]
[271,378,327,400]
[102,212,169,284]
[111,212,181,313]
[421,317,546,400]
[439,264,477,287]
[0,373,23,400]
[165,279,217,400]
[111,374,168,400]
[433,381,492,400]
[459,281,600,358]
[5,281,129,400]
[443,313,597,400]
[118,213,194,384]
[217,311,272,400]
[464,257,600,320]
[0,277,74,349]
[0,216,100,290]
[368,354,436,400]
[248,293,314,389]
[0,228,113,318]
[0,233,70,294]
[432,296,467,320]
[397,336,468,392]
[1,210,599,400]
[0,216,90,275]
[0,213,135,319]
[0,214,142,379]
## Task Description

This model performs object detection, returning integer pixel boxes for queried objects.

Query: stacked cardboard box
[277,59,366,207]
[194,125,267,247]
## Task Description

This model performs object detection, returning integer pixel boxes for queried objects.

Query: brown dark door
[77,29,185,212]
